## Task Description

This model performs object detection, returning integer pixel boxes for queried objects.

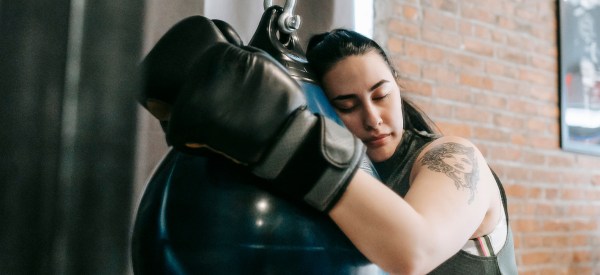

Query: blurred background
[2,0,600,274]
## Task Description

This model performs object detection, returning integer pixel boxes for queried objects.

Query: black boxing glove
[168,43,365,212]
[140,16,243,131]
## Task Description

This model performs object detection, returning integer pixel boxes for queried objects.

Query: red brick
[530,187,542,198]
[474,127,507,142]
[403,5,419,19]
[509,99,538,115]
[448,53,483,71]
[573,221,597,231]
[562,172,589,184]
[462,38,494,57]
[585,190,600,201]
[571,235,589,246]
[394,57,420,77]
[494,114,524,129]
[535,43,557,58]
[494,79,520,95]
[527,119,546,132]
[523,235,542,248]
[455,106,491,123]
[510,133,527,146]
[403,80,433,97]
[474,24,490,40]
[460,74,493,90]
[436,122,472,138]
[388,37,403,53]
[562,189,584,200]
[531,56,558,73]
[522,252,552,265]
[506,34,535,51]
[525,152,546,165]
[506,167,529,181]
[529,136,559,149]
[459,21,472,36]
[460,6,496,24]
[497,48,528,65]
[537,203,553,215]
[430,101,453,117]
[430,0,458,13]
[543,220,570,232]
[388,20,419,38]
[531,27,555,43]
[592,174,600,186]
[539,104,559,118]
[573,251,592,263]
[485,61,518,79]
[548,122,559,135]
[516,7,536,21]
[569,205,587,216]
[422,27,460,48]
[491,30,504,43]
[546,188,558,199]
[436,86,471,102]
[577,156,600,169]
[405,42,445,62]
[423,8,440,26]
[474,93,507,109]
[512,219,540,232]
[423,65,457,83]
[441,15,456,31]
[524,203,535,215]
[520,69,555,86]
[490,146,522,161]
[531,169,560,184]
[528,87,558,102]
[507,202,521,215]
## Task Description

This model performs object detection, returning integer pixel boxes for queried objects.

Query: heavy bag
[132,10,386,275]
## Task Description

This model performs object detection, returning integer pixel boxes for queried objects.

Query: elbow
[382,250,429,275]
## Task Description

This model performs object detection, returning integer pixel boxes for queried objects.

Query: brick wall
[374,0,600,274]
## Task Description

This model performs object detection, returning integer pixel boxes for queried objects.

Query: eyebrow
[330,79,389,101]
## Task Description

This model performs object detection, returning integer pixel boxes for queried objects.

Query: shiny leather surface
[132,150,389,274]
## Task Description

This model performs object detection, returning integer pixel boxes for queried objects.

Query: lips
[363,133,391,147]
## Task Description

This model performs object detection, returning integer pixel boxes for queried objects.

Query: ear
[146,98,172,121]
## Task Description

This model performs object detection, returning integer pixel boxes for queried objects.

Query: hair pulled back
[306,29,436,135]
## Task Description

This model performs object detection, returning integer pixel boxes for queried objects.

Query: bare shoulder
[409,135,495,205]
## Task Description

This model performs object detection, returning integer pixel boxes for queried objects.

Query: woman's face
[322,51,403,162]
[441,153,473,174]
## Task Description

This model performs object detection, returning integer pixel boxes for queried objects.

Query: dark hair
[306,29,437,135]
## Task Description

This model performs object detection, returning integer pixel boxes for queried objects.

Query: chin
[366,147,394,163]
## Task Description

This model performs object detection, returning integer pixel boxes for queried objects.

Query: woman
[164,24,517,274]
[304,29,517,274]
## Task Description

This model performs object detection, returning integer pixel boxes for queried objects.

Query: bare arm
[329,136,498,275]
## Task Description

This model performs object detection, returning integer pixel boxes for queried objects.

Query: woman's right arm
[329,136,497,275]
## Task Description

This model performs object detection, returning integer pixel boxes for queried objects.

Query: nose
[363,102,382,130]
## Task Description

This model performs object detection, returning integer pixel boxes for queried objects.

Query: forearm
[329,170,434,275]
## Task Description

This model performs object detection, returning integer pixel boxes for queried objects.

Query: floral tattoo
[420,142,479,204]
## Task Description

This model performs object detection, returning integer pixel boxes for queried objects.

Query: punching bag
[131,7,386,275]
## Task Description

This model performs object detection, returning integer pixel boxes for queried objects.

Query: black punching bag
[131,9,386,275]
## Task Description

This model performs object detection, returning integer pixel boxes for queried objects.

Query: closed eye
[374,94,389,100]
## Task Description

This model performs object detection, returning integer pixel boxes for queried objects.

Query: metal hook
[263,0,301,34]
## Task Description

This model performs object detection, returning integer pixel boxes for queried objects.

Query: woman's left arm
[329,136,498,275]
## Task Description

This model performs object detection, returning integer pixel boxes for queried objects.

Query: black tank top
[373,130,518,274]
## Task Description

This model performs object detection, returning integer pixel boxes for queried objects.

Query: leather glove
[168,42,365,212]
[140,16,243,129]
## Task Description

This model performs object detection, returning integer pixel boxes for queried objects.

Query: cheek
[337,113,364,137]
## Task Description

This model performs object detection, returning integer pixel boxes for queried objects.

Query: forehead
[321,51,394,97]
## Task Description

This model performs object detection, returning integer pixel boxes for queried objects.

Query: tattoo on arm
[420,142,480,204]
